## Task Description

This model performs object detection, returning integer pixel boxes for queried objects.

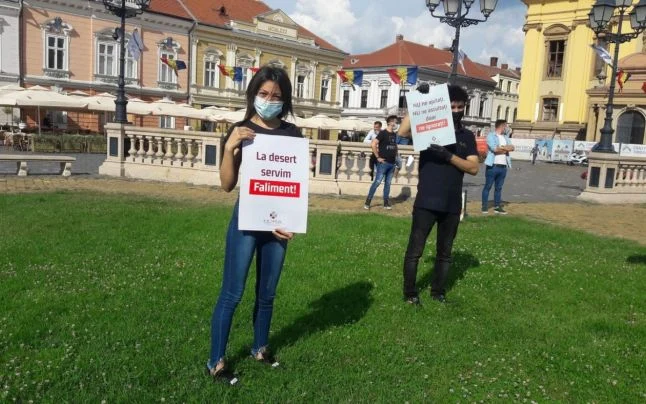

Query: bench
[0,154,75,177]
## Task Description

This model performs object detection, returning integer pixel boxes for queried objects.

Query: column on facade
[310,61,318,101]
[226,43,237,90]
[290,56,297,94]
[255,48,262,69]
[517,25,543,122]
[191,38,198,86]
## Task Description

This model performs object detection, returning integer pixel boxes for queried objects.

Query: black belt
[493,164,507,168]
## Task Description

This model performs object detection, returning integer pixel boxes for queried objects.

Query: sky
[262,0,527,69]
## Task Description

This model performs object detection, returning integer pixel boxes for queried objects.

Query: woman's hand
[272,229,294,241]
[225,126,256,153]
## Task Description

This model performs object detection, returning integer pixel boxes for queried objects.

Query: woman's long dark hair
[243,65,293,122]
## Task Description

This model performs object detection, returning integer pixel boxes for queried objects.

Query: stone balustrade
[99,123,420,197]
[579,152,646,203]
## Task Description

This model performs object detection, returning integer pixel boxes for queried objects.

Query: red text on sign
[416,119,448,133]
[250,179,300,198]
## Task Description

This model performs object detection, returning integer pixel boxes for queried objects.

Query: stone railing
[579,152,646,203]
[99,124,420,197]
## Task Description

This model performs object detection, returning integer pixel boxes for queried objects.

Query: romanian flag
[218,65,244,82]
[160,56,187,75]
[387,67,418,85]
[337,70,363,86]
[617,69,631,92]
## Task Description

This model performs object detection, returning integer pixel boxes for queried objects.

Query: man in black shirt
[364,115,399,210]
[397,84,479,305]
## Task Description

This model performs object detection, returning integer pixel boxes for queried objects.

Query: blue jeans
[366,162,395,201]
[481,165,507,210]
[208,201,287,368]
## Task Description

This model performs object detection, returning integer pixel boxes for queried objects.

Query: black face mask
[452,111,464,127]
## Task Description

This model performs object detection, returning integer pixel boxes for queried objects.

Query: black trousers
[403,207,461,298]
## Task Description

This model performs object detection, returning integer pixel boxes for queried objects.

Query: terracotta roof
[148,0,193,20]
[343,39,493,83]
[474,62,521,80]
[167,0,342,53]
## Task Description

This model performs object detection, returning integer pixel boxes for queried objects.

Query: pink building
[21,0,192,132]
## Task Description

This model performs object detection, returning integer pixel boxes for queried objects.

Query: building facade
[515,0,644,139]
[340,36,497,134]
[474,57,521,134]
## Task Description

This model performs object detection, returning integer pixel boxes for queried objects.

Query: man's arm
[398,115,412,137]
[449,155,480,176]
[487,133,508,155]
[371,137,383,162]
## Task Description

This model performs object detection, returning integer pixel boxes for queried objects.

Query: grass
[1,191,645,402]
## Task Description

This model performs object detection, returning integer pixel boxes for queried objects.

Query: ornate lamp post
[425,0,499,84]
[588,0,646,152]
[102,0,151,123]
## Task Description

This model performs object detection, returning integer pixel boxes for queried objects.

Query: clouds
[276,0,525,67]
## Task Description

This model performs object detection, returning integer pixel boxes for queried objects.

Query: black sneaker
[384,200,392,210]
[494,206,508,215]
[405,296,421,306]
[431,294,447,303]
[364,199,371,210]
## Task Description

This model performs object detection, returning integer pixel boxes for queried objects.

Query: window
[616,111,645,144]
[234,68,250,92]
[160,115,175,129]
[398,89,408,108]
[296,75,306,98]
[465,100,471,117]
[505,107,510,121]
[506,81,511,93]
[124,47,136,79]
[496,105,501,119]
[479,99,486,117]
[159,51,176,84]
[498,79,503,89]
[97,42,115,76]
[542,98,559,121]
[204,61,218,87]
[513,108,517,122]
[380,89,388,108]
[342,90,349,108]
[360,90,368,108]
[320,78,329,101]
[547,40,565,78]
[47,35,66,70]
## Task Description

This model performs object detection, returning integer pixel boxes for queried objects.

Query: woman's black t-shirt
[224,120,303,147]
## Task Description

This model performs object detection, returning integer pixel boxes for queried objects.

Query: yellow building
[515,0,644,139]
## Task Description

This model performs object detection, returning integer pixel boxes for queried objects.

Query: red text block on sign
[249,179,300,198]
[416,119,449,133]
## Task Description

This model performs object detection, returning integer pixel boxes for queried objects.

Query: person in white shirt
[481,119,514,215]
[363,121,382,143]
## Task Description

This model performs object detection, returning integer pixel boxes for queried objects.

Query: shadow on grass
[627,255,646,265]
[418,251,480,292]
[271,281,374,350]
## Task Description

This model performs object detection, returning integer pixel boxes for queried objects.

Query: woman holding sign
[207,65,301,384]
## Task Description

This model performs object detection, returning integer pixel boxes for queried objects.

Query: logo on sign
[270,211,277,219]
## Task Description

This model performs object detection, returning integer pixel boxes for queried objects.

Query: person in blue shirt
[481,119,515,215]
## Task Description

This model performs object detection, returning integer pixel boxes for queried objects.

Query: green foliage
[32,134,106,153]
[0,192,645,402]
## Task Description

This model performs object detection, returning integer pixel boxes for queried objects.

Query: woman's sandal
[205,364,239,385]
[253,349,280,368]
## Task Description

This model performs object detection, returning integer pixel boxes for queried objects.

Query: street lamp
[102,0,151,123]
[588,0,646,152]
[425,0,498,84]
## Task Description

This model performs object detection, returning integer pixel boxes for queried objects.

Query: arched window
[505,106,510,121]
[513,108,517,122]
[616,110,645,144]
[496,105,501,119]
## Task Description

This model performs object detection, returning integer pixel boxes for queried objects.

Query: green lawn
[1,192,645,402]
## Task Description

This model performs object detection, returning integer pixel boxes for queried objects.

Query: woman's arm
[219,126,256,192]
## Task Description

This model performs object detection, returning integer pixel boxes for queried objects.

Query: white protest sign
[239,134,310,233]
[405,84,456,152]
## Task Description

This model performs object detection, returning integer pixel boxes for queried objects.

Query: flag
[160,55,176,71]
[642,82,646,94]
[175,60,187,71]
[590,44,613,66]
[617,69,632,92]
[387,67,418,85]
[337,70,363,87]
[218,65,243,82]
[457,49,467,73]
[250,67,260,74]
[127,28,143,60]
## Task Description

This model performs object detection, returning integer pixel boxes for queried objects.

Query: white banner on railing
[239,134,310,233]
[619,143,646,158]
[508,138,535,161]
[550,140,574,162]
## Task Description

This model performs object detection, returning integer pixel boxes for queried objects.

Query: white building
[0,0,21,125]
[474,57,521,134]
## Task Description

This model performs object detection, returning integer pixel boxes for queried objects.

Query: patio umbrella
[221,108,248,123]
[0,85,88,134]
[335,117,373,131]
[123,97,155,116]
[300,114,339,129]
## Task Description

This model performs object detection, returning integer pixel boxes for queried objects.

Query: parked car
[567,151,588,166]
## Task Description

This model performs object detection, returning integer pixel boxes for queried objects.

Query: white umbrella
[335,117,373,131]
[221,108,248,123]
[300,114,339,129]
[124,97,155,116]
[0,86,88,134]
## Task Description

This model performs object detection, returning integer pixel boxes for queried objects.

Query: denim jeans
[403,207,460,298]
[208,201,287,368]
[481,165,507,210]
[366,162,395,201]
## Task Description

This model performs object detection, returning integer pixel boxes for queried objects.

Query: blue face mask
[254,96,284,120]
